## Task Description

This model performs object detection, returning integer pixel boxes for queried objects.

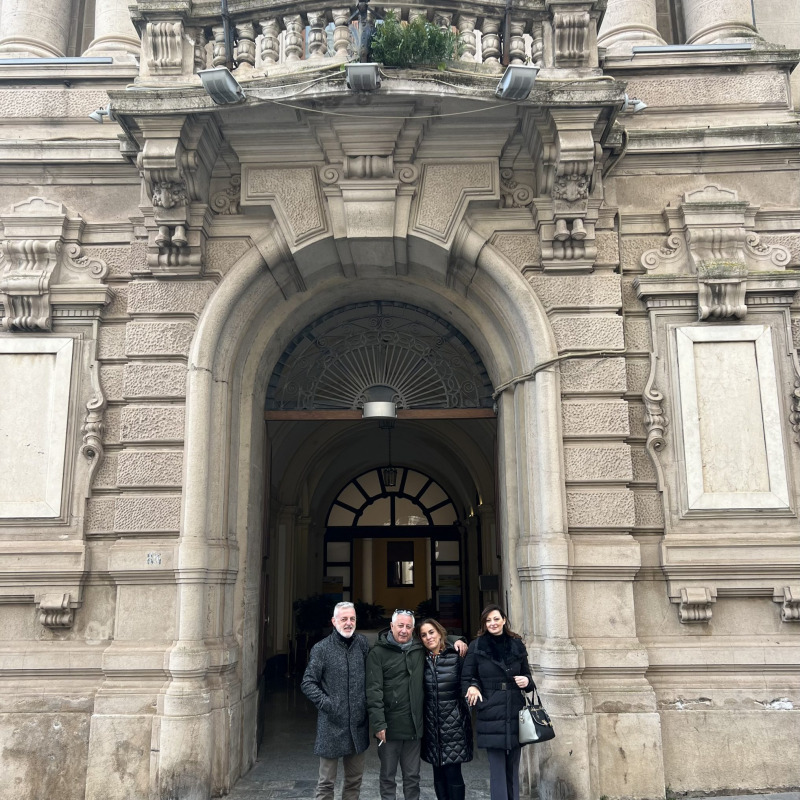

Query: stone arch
[154,220,574,798]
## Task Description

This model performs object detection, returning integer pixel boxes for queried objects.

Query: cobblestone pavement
[225,678,800,800]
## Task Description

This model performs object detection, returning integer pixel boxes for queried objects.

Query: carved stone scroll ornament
[790,377,800,445]
[37,592,75,629]
[675,587,717,623]
[642,354,668,490]
[211,175,242,215]
[80,363,106,496]
[773,586,800,622]
[500,169,534,209]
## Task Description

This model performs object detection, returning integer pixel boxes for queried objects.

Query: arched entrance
[153,223,578,799]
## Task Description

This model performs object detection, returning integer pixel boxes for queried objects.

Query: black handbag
[518,686,555,744]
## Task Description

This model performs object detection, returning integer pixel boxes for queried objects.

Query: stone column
[82,0,140,59]
[597,0,666,54]
[0,0,73,57]
[683,0,759,44]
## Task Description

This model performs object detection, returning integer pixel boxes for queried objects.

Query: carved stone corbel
[0,197,108,331]
[773,586,800,622]
[523,108,602,270]
[137,116,222,275]
[697,261,748,320]
[674,587,717,623]
[37,592,75,629]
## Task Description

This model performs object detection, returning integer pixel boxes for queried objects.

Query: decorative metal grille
[266,301,493,410]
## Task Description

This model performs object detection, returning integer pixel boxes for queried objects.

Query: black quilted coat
[460,634,533,751]
[421,644,473,767]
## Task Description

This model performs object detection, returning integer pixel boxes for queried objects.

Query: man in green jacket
[367,610,465,800]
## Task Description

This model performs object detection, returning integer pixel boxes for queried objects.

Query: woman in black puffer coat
[419,618,473,800]
[461,605,533,800]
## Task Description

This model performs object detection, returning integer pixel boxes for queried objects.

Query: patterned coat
[301,631,370,758]
[421,643,473,766]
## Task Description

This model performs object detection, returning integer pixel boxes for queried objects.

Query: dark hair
[418,618,448,653]
[476,604,522,639]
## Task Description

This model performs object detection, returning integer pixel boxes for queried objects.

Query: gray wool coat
[301,631,371,758]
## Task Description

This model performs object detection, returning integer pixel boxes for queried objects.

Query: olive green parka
[366,628,425,741]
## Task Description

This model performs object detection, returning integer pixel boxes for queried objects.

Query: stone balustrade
[132,0,603,82]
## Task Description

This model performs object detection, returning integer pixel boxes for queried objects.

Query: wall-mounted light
[198,66,245,105]
[345,63,381,92]
[362,401,396,420]
[88,103,115,123]
[495,64,539,100]
[621,94,647,113]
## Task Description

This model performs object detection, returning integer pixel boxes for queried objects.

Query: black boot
[433,781,449,800]
[449,783,466,800]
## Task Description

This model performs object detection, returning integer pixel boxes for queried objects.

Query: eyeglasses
[394,609,414,617]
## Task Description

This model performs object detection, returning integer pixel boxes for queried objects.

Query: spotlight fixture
[345,63,381,92]
[198,66,245,105]
[88,103,115,123]
[495,64,539,100]
[621,94,647,114]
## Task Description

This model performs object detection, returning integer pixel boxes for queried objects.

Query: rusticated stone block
[631,447,658,483]
[634,491,665,528]
[552,316,624,351]
[125,321,195,358]
[628,401,647,439]
[104,286,129,318]
[100,365,124,402]
[625,358,651,395]
[566,489,636,528]
[129,239,148,273]
[114,495,181,533]
[127,281,215,317]
[621,277,646,312]
[97,325,126,361]
[123,363,186,399]
[86,498,116,533]
[84,246,134,279]
[207,239,250,275]
[564,446,633,482]
[0,87,111,117]
[121,406,185,443]
[791,317,800,349]
[117,451,184,487]
[620,236,663,273]
[528,275,621,310]
[92,454,118,488]
[560,358,627,394]
[493,233,541,270]
[562,400,630,437]
[594,230,620,266]
[103,407,121,445]
[624,317,652,352]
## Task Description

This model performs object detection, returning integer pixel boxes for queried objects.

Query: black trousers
[432,763,465,787]
[486,746,521,800]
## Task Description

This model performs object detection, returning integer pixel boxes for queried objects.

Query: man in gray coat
[302,601,370,800]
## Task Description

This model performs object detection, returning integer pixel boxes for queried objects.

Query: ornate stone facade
[0,1,799,798]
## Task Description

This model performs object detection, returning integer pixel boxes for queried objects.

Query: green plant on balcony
[369,13,460,69]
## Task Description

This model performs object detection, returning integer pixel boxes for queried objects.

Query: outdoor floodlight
[89,103,115,123]
[198,66,245,105]
[345,63,381,92]
[495,64,539,100]
[621,94,647,113]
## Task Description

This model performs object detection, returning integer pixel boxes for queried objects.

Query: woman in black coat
[461,605,533,800]
[419,618,473,800]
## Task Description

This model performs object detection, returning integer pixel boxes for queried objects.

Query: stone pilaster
[82,0,140,60]
[0,0,73,57]
[683,0,760,44]
[597,0,666,54]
